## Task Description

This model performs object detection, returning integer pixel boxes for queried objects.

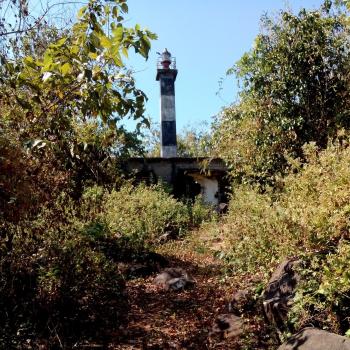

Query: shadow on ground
[110,255,236,349]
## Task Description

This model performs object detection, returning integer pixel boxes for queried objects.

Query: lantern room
[157,48,176,70]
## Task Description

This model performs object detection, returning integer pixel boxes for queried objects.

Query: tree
[177,123,212,157]
[214,1,350,185]
[0,2,158,345]
[0,0,157,220]
[141,120,212,158]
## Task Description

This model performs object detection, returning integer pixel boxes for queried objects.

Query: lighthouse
[156,49,177,158]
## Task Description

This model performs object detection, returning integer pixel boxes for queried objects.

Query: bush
[103,183,192,246]
[188,195,218,227]
[0,196,127,348]
[0,126,69,224]
[289,240,350,334]
[216,141,350,271]
[217,185,285,275]
[210,141,350,333]
[0,181,215,347]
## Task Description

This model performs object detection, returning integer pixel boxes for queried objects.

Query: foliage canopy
[214,2,350,185]
[0,0,157,220]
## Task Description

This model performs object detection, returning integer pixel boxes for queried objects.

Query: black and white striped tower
[156,49,177,158]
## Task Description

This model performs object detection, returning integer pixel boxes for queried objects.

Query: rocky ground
[73,229,350,349]
[107,231,277,350]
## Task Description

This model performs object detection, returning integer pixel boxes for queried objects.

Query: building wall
[188,173,219,205]
[125,157,228,206]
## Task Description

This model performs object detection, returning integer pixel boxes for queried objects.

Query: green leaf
[121,3,128,13]
[88,52,98,60]
[70,45,79,55]
[50,37,67,48]
[112,52,123,67]
[100,35,112,49]
[42,52,53,68]
[61,62,72,75]
[113,26,123,43]
[24,56,34,64]
[112,6,118,18]
[78,5,87,18]
[122,46,129,58]
[23,56,37,69]
[104,5,110,16]
[90,32,101,49]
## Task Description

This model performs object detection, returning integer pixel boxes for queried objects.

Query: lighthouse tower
[156,49,177,158]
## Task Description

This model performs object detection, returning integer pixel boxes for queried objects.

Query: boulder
[263,258,300,331]
[154,267,195,291]
[210,314,244,339]
[278,328,350,350]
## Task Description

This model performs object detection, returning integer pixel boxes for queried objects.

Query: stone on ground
[278,328,350,350]
[210,314,244,339]
[154,267,195,291]
[263,258,300,331]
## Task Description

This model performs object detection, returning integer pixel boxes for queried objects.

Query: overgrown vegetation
[202,0,350,343]
[104,183,212,246]
[0,182,212,347]
[0,193,125,347]
[0,0,219,345]
[207,140,350,336]
[2,0,350,347]
[213,1,350,186]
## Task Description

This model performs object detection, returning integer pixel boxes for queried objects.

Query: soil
[111,255,233,349]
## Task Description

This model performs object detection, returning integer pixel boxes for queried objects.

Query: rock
[229,289,251,314]
[118,252,169,279]
[158,232,173,243]
[278,327,350,350]
[167,277,188,291]
[210,314,244,339]
[154,268,195,291]
[217,202,228,214]
[263,258,300,332]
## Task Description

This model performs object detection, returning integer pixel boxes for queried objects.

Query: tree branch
[0,1,87,37]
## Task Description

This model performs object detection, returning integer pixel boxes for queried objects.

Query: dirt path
[109,237,240,349]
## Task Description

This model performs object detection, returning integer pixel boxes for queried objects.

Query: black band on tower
[160,77,175,96]
[161,121,177,146]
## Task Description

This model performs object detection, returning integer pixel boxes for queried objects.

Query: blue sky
[124,0,325,131]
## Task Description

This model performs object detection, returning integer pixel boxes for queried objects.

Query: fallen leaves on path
[109,243,239,349]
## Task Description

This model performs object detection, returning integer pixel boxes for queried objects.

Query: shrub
[0,197,127,348]
[103,183,191,246]
[217,185,285,276]
[216,141,350,271]
[0,181,216,347]
[290,240,350,334]
[188,195,218,227]
[210,140,350,333]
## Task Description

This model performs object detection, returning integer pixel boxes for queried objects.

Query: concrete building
[125,157,228,205]
[125,49,229,206]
